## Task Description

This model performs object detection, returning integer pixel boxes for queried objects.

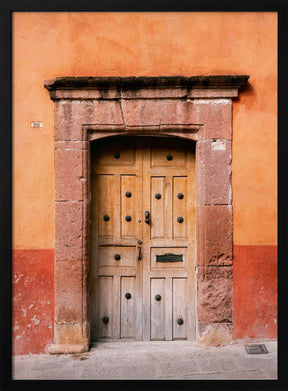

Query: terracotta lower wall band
[12,249,54,355]
[12,245,277,354]
[233,245,277,340]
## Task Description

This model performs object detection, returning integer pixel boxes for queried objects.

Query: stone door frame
[44,76,249,354]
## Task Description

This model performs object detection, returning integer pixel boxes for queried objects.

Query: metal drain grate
[244,344,269,354]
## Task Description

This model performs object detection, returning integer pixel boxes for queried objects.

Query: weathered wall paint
[12,12,277,353]
[12,250,54,355]
[233,245,277,340]
[13,12,277,248]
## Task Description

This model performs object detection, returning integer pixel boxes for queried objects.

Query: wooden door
[90,137,195,341]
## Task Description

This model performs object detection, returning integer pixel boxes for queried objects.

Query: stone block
[48,343,88,354]
[196,205,232,266]
[197,266,233,322]
[53,323,88,346]
[55,261,83,323]
[160,100,196,126]
[121,99,162,129]
[54,140,89,150]
[194,99,232,139]
[55,201,83,261]
[54,100,87,141]
[187,88,238,99]
[196,140,232,206]
[55,149,84,201]
[197,322,233,346]
[92,100,124,126]
[121,99,199,130]
[55,100,124,141]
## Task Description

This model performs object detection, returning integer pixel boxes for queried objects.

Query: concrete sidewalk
[13,340,277,380]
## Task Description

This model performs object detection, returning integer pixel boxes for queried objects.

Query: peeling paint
[31,315,40,325]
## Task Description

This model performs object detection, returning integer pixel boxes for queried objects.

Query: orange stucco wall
[13,11,277,248]
[12,12,277,353]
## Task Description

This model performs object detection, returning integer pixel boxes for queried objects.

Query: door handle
[145,210,150,224]
[137,246,142,261]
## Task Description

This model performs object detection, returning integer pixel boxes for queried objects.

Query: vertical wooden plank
[173,176,187,238]
[165,277,173,340]
[97,276,113,339]
[150,278,165,340]
[112,276,121,339]
[173,278,187,339]
[151,177,164,238]
[98,174,115,237]
[121,277,135,338]
[121,175,136,238]
[113,174,121,240]
[164,176,173,240]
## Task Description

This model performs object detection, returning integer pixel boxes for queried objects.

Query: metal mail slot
[156,253,183,263]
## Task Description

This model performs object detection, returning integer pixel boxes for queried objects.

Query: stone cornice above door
[44,75,249,140]
[44,75,249,96]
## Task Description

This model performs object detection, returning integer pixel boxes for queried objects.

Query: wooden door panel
[172,278,187,340]
[143,139,195,341]
[120,277,136,338]
[98,174,119,238]
[97,276,114,339]
[95,145,136,167]
[121,175,136,238]
[173,176,187,239]
[151,147,188,168]
[98,246,137,269]
[150,176,164,239]
[150,278,165,340]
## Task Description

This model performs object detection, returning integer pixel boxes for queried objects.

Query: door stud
[177,317,184,325]
[125,292,132,300]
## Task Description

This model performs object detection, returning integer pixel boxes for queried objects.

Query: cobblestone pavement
[13,340,277,380]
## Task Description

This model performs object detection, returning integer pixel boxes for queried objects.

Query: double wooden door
[90,137,196,341]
